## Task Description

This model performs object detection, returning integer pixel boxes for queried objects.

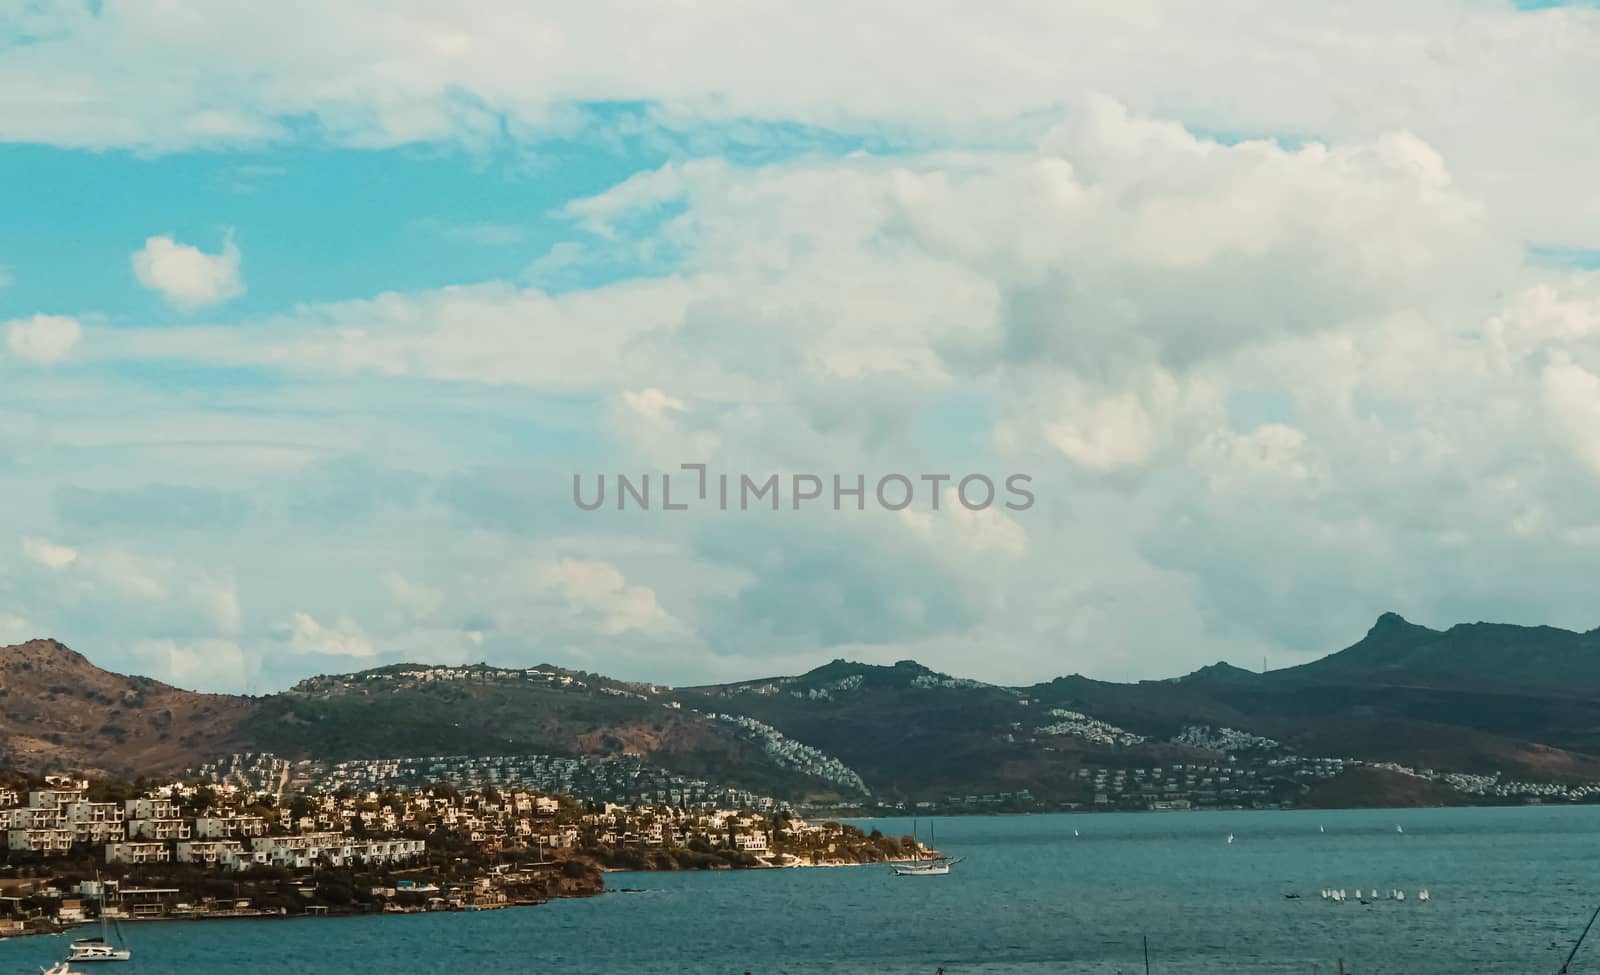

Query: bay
[6,806,1600,974]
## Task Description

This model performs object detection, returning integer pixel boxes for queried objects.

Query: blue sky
[3,2,1600,694]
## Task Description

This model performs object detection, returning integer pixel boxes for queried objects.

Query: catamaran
[69,875,130,963]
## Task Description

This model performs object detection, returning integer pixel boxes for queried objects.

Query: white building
[106,841,172,865]
[8,828,75,853]
[734,832,769,853]
[194,816,267,839]
[175,840,250,868]
[127,819,192,841]
[125,799,180,821]
[65,802,125,824]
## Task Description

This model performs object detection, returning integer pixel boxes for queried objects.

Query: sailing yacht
[892,820,962,876]
[69,875,130,962]
[43,963,91,975]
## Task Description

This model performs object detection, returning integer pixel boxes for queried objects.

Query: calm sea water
[7,806,1600,974]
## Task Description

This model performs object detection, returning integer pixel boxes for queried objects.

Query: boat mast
[1560,903,1600,974]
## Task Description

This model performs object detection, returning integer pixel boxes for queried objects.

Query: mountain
[7,613,1600,806]
[1275,612,1600,697]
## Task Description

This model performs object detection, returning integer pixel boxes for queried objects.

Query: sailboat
[892,820,963,876]
[69,874,130,962]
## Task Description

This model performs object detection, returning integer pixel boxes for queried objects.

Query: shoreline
[0,896,582,942]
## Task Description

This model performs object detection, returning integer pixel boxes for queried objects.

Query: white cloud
[132,638,252,692]
[192,575,243,634]
[21,537,78,570]
[900,489,1028,558]
[1541,357,1600,477]
[6,314,82,363]
[131,234,244,309]
[12,72,1600,690]
[3,4,1598,242]
[81,547,170,600]
[535,558,677,637]
[621,388,686,423]
[0,614,36,645]
[283,611,377,657]
[383,571,441,621]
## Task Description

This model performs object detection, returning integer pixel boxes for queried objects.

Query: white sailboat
[69,874,130,963]
[892,820,962,876]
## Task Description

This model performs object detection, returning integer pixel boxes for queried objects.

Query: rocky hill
[0,639,257,777]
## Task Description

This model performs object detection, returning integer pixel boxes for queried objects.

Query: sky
[3,1,1600,694]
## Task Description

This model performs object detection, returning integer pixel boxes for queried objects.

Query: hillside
[8,613,1600,807]
[0,639,258,777]
[246,663,849,799]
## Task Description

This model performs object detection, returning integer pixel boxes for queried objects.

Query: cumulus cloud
[21,537,79,570]
[535,558,678,637]
[2,4,1599,241]
[131,234,244,309]
[383,571,441,621]
[12,76,1600,689]
[132,638,253,693]
[5,314,82,363]
[192,575,243,634]
[283,611,376,657]
[622,388,686,423]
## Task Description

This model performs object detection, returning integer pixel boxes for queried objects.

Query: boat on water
[892,820,962,877]
[69,873,130,962]
[66,940,130,964]
[893,858,964,877]
[43,963,90,975]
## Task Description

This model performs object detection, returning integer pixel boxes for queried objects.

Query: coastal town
[0,769,925,939]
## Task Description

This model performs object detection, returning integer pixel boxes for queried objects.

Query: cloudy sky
[3,1,1600,693]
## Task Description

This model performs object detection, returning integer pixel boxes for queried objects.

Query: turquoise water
[6,806,1600,973]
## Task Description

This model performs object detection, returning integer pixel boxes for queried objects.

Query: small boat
[1319,825,1325,833]
[1418,889,1430,902]
[1284,892,1301,900]
[1226,834,1234,844]
[1396,825,1404,834]
[43,964,90,975]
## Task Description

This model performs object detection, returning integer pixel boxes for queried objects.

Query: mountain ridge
[8,613,1600,807]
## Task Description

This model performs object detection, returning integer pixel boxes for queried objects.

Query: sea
[6,805,1600,974]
